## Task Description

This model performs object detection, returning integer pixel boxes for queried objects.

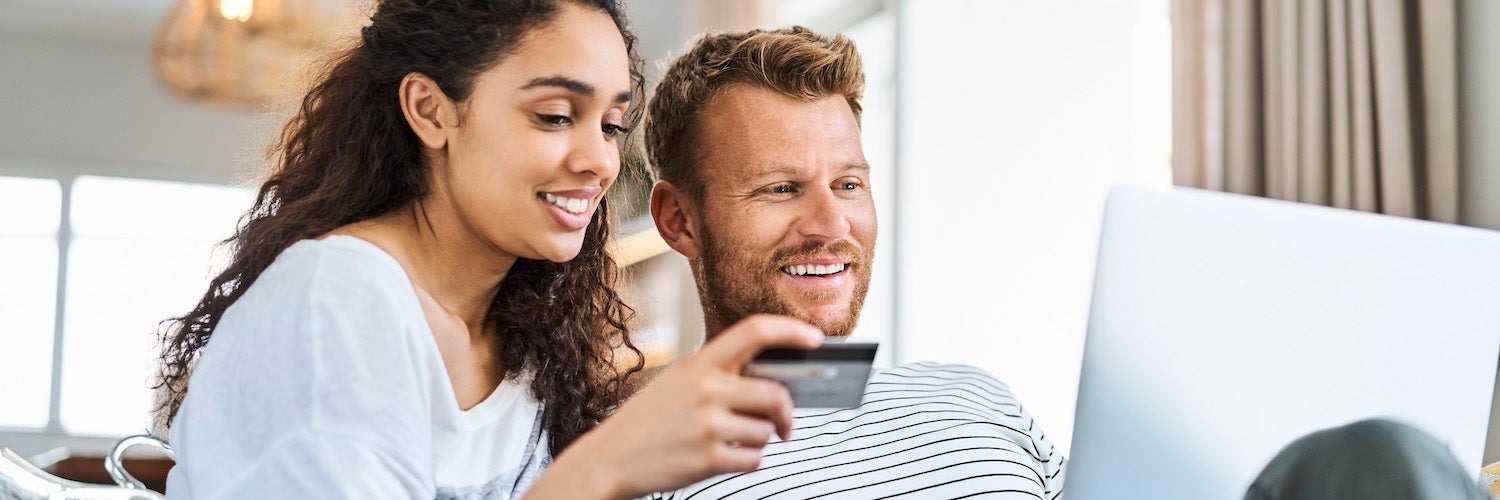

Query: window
[0,174,252,437]
[0,177,62,429]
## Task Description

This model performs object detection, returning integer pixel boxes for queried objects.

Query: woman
[155,1,821,498]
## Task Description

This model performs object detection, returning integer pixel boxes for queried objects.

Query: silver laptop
[1068,187,1500,499]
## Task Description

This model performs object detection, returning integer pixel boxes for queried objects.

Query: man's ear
[650,180,700,260]
[399,72,455,151]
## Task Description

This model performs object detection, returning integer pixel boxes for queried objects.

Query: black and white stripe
[651,362,1066,499]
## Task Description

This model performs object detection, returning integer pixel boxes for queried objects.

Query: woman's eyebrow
[521,75,631,103]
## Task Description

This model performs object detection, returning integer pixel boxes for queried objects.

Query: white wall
[895,0,1171,453]
[0,0,703,186]
[0,31,261,184]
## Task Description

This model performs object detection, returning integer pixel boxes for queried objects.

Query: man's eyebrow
[737,165,801,183]
[736,162,870,183]
[521,75,632,104]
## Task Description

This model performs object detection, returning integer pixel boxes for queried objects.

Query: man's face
[689,85,876,337]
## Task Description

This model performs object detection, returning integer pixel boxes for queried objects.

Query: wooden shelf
[612,217,671,268]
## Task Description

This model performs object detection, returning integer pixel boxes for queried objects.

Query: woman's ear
[399,72,455,150]
[650,180,700,260]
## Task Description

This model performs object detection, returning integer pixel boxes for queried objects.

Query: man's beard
[694,229,872,338]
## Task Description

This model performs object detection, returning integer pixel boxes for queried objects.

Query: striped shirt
[652,362,1066,499]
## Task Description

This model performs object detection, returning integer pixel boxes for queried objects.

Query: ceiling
[0,0,371,44]
[0,0,879,46]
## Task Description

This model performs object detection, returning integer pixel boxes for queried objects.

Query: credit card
[746,342,878,409]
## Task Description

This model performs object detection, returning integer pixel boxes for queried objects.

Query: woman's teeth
[543,193,589,214]
[782,263,847,276]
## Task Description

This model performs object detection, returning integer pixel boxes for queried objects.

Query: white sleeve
[997,378,1067,499]
[1037,425,1067,499]
[169,245,439,499]
[945,363,1068,499]
[202,428,428,498]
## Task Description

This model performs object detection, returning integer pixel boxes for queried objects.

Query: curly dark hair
[155,0,645,457]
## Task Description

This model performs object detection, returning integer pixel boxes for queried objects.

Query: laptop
[1067,187,1500,499]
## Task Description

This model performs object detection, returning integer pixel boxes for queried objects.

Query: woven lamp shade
[152,0,335,109]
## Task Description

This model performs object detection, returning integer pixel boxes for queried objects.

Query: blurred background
[1,0,1498,486]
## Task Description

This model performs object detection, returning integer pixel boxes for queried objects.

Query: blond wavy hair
[644,26,865,198]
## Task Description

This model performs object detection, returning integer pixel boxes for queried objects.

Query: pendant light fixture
[152,0,349,109]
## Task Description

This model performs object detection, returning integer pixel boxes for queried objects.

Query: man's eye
[838,181,860,190]
[770,184,796,194]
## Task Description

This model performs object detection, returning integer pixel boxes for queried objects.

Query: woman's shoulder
[227,235,421,325]
[210,235,436,382]
[261,235,411,293]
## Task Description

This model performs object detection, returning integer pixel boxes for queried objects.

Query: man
[639,25,1493,500]
[643,27,1066,499]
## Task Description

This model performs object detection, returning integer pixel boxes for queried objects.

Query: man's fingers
[697,315,823,368]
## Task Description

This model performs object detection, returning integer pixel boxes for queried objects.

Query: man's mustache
[770,240,864,268]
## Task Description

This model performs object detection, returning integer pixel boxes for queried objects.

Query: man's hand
[528,315,823,499]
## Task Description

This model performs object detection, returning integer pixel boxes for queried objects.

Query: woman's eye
[602,123,630,138]
[537,114,571,126]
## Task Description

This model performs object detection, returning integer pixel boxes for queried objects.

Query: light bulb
[219,0,253,22]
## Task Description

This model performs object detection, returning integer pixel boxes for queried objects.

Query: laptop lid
[1068,187,1500,499]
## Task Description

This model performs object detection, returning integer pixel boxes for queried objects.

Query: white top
[652,362,1067,499]
[165,235,549,500]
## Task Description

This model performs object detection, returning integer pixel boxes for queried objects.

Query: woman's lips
[536,186,602,231]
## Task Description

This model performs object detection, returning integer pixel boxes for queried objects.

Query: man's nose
[793,186,852,239]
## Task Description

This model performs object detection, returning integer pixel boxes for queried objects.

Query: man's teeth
[543,193,589,214]
[782,263,847,276]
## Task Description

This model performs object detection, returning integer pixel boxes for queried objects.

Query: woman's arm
[522,315,824,499]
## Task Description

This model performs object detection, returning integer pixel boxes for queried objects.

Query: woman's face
[439,3,631,263]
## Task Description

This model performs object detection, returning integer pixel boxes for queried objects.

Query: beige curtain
[1172,0,1459,223]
